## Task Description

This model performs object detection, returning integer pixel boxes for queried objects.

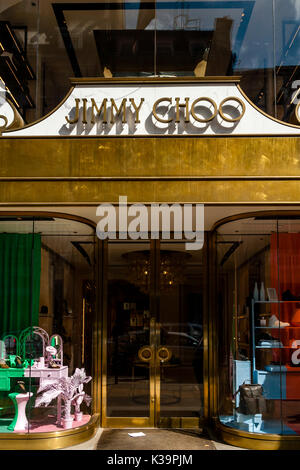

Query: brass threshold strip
[1,176,300,181]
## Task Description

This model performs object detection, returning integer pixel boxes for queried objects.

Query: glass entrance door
[157,242,204,427]
[102,241,204,428]
[102,240,153,427]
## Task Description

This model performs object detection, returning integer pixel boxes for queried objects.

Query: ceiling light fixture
[123,250,191,293]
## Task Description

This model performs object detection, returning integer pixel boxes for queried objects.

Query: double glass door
[102,240,204,428]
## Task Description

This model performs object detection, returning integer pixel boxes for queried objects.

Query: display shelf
[255,326,300,329]
[255,366,300,372]
[230,299,300,402]
[251,297,300,383]
[254,300,300,303]
[256,346,297,349]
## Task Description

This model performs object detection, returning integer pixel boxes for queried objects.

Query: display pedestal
[235,412,262,432]
[8,392,33,432]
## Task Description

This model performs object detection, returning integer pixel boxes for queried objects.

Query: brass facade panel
[206,231,218,419]
[92,237,102,417]
[2,180,300,204]
[159,417,202,428]
[104,418,152,428]
[1,137,300,204]
[101,241,108,428]
[1,137,300,179]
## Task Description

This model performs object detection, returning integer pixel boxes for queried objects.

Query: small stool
[8,392,33,432]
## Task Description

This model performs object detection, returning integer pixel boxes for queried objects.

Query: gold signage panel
[0,136,300,204]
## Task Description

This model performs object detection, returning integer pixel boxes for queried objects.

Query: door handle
[138,346,153,362]
[157,346,172,363]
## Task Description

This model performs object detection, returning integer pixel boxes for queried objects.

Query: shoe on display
[15,356,23,368]
[0,359,9,369]
[17,381,26,393]
[258,339,283,348]
[268,314,290,328]
[48,361,60,369]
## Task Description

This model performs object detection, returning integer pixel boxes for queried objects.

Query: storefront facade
[1,0,300,450]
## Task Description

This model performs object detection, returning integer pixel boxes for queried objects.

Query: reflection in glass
[1,1,300,123]
[2,336,18,357]
[106,242,151,418]
[159,243,203,418]
[24,333,44,361]
[217,215,300,435]
[0,216,95,434]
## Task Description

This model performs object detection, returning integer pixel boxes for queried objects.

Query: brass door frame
[101,239,207,428]
[156,239,206,429]
[101,240,156,428]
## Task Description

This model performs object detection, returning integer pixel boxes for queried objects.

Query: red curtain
[271,233,300,315]
[270,233,300,364]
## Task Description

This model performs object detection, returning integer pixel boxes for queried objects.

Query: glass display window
[0,215,95,434]
[217,214,300,436]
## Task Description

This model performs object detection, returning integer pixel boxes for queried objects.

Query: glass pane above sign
[0,1,300,126]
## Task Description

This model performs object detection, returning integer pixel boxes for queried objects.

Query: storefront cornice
[69,76,242,85]
[3,76,300,136]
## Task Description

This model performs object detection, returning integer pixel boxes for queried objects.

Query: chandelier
[122,250,191,293]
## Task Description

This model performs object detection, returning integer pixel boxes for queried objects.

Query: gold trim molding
[0,98,24,134]
[70,76,242,85]
[0,414,99,450]
[0,210,96,228]
[237,85,300,130]
[211,209,300,231]
[216,421,300,450]
[3,87,74,134]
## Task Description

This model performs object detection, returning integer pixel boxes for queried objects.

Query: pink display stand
[24,366,68,424]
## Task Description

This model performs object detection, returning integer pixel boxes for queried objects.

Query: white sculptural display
[72,383,87,422]
[35,368,92,429]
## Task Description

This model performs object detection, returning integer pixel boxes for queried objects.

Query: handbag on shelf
[235,383,266,415]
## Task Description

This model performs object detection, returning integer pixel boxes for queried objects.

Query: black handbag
[236,383,266,415]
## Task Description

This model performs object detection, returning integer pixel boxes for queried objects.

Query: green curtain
[0,233,41,334]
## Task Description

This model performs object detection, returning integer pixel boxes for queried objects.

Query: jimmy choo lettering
[65,96,245,126]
